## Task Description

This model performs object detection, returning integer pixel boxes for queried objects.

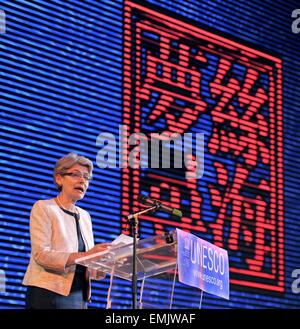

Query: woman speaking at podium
[23,153,109,309]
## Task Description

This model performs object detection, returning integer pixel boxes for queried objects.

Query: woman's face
[56,163,91,201]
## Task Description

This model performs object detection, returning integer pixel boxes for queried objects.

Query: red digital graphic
[122,1,284,293]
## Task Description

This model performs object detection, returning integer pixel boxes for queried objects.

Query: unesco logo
[292,9,300,33]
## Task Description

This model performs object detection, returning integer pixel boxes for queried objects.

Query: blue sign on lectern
[176,228,229,300]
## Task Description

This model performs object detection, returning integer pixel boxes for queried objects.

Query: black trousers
[25,271,88,309]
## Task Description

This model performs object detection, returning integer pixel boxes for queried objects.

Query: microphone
[138,194,182,218]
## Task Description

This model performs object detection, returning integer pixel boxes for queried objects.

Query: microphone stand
[127,203,161,309]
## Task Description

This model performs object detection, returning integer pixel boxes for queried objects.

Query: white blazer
[23,198,95,298]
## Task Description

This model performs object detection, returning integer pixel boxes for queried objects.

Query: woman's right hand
[87,243,111,256]
[67,243,111,267]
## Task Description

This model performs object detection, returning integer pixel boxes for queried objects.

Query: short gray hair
[53,153,93,190]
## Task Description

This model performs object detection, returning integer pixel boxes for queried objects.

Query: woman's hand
[86,243,111,256]
[66,243,110,267]
[86,244,110,280]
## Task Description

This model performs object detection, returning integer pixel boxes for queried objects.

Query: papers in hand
[111,234,134,247]
[75,234,134,265]
[110,234,134,257]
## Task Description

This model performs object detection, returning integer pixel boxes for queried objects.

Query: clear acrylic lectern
[76,231,203,309]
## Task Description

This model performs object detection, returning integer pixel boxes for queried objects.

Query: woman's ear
[55,174,63,189]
